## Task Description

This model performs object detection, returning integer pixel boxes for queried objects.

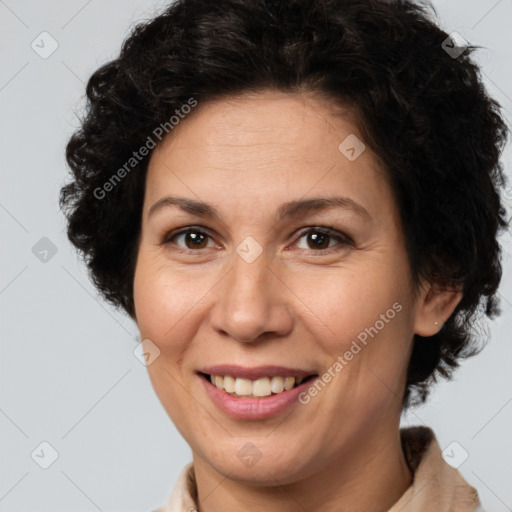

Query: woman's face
[133,91,431,483]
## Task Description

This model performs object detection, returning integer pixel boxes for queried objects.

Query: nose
[208,247,294,343]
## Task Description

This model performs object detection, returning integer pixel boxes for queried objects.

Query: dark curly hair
[60,0,510,410]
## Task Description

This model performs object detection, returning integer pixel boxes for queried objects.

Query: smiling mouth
[199,372,318,398]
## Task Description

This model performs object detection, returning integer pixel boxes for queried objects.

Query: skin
[133,90,462,512]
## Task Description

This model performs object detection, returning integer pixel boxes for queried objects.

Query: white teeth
[223,375,236,393]
[270,376,285,393]
[234,378,253,396]
[284,376,295,390]
[253,378,272,397]
[208,374,309,397]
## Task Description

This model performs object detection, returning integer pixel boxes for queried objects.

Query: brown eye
[294,227,352,253]
[163,228,214,251]
[307,232,331,250]
[162,225,352,255]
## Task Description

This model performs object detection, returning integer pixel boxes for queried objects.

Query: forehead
[153,91,361,162]
[144,90,395,225]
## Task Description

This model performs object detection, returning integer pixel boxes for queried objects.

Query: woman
[59,0,509,510]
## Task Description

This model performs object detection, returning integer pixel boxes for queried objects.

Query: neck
[192,426,413,512]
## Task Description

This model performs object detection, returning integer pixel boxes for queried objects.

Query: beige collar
[154,426,483,512]
[389,426,483,512]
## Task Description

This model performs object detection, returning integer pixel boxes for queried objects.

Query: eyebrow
[148,195,371,222]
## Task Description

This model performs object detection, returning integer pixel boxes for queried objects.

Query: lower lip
[199,374,317,420]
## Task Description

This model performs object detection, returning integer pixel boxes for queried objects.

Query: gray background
[1,0,512,510]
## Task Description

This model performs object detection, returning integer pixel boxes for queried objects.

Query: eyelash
[161,225,353,255]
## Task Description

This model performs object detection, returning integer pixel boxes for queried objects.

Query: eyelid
[161,225,354,253]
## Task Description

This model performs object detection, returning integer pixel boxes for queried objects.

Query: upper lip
[199,365,317,380]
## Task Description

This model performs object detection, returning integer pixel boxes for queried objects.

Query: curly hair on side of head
[60,0,510,410]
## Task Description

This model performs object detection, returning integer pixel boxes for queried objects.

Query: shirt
[153,425,484,512]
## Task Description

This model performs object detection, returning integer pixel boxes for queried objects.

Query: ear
[413,279,463,337]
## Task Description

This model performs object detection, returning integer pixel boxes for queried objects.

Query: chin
[202,446,311,485]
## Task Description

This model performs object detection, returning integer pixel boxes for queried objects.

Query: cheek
[294,265,413,403]
[133,255,200,431]
[133,254,195,348]
[293,265,407,344]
